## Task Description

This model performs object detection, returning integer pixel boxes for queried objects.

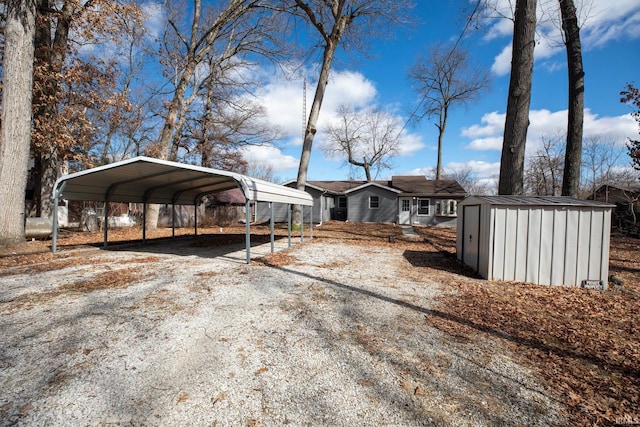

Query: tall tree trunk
[435,106,449,180]
[31,0,73,218]
[498,0,537,195]
[0,0,37,247]
[559,0,584,198]
[294,39,338,223]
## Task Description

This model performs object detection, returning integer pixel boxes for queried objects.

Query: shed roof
[54,156,313,206]
[459,195,615,208]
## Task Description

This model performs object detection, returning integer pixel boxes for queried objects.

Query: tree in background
[29,0,140,217]
[322,104,401,181]
[426,166,494,195]
[523,135,564,196]
[621,83,640,170]
[409,43,490,180]
[580,136,629,199]
[498,0,537,195]
[288,0,413,223]
[144,0,285,230]
[559,0,584,198]
[0,0,37,247]
[178,52,283,172]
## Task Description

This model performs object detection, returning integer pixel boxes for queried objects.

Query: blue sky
[240,0,640,187]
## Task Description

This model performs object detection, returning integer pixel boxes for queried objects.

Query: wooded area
[0,0,638,246]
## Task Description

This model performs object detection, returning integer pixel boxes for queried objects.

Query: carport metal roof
[53,156,313,206]
[52,156,314,262]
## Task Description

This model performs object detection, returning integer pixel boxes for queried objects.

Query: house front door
[399,197,412,225]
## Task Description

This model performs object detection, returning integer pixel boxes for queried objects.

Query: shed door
[463,205,480,271]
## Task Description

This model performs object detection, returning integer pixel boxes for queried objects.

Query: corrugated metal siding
[458,197,612,287]
[479,203,492,279]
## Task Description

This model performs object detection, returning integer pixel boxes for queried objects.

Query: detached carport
[51,156,314,263]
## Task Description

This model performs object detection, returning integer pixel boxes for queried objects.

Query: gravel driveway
[0,237,565,426]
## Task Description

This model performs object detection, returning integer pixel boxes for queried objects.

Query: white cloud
[257,69,377,146]
[462,111,505,138]
[491,44,512,76]
[581,1,640,47]
[240,146,299,173]
[142,2,165,41]
[405,160,500,191]
[467,136,503,151]
[485,0,640,76]
[396,132,426,156]
[445,160,501,180]
[462,108,637,152]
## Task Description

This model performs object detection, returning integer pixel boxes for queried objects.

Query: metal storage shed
[51,156,314,263]
[456,196,614,288]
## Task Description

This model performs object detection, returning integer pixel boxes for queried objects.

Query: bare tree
[498,0,537,195]
[580,136,627,199]
[154,0,282,160]
[323,104,401,181]
[409,43,490,180]
[437,166,493,195]
[288,0,413,222]
[621,83,640,170]
[524,135,564,195]
[0,0,37,246]
[559,0,584,197]
[178,51,283,170]
[145,0,284,229]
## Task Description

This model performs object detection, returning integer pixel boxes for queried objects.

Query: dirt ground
[0,221,638,426]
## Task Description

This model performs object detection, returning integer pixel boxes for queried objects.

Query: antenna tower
[302,75,307,141]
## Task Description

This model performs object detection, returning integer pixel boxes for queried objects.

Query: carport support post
[171,204,176,238]
[287,204,292,248]
[194,202,198,236]
[270,202,275,253]
[142,203,146,243]
[300,206,304,243]
[245,199,251,264]
[103,200,109,248]
[52,181,66,254]
[310,206,313,239]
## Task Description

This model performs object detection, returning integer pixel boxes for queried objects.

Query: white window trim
[417,198,430,216]
[369,195,380,209]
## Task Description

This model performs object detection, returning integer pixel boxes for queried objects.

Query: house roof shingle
[390,176,466,196]
[301,176,467,197]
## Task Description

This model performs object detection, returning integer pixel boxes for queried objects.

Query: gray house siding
[255,186,330,224]
[347,186,397,223]
[255,178,466,226]
[398,197,460,227]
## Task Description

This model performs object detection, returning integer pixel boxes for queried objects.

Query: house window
[435,201,442,215]
[448,200,457,215]
[417,198,430,216]
[401,199,410,212]
[338,197,347,208]
[369,196,380,209]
